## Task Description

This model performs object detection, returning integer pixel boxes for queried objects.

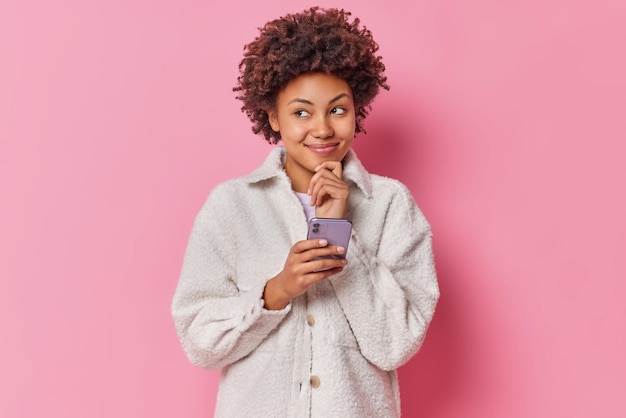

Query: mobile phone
[306,217,352,259]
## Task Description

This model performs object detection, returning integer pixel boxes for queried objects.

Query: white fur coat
[172,147,439,417]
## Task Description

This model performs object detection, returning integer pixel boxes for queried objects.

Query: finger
[308,170,347,204]
[310,167,344,186]
[309,161,342,187]
[309,179,349,207]
[315,161,343,179]
[305,258,348,275]
[291,238,329,254]
[311,178,347,198]
[308,168,337,198]
[294,265,344,289]
[305,245,346,261]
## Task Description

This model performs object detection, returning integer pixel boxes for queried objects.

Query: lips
[305,143,339,155]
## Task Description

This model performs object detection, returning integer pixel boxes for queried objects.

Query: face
[268,72,356,192]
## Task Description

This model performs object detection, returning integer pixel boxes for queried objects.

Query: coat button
[306,314,315,327]
[310,375,320,388]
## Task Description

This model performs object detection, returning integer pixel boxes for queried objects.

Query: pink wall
[1,0,624,417]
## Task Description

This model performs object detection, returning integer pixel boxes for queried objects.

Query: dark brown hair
[234,7,389,144]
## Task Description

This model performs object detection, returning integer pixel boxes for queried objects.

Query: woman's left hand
[308,161,349,219]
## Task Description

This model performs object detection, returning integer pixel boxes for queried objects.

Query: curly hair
[233,7,390,144]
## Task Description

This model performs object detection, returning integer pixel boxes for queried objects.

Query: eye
[330,107,346,115]
[295,110,310,118]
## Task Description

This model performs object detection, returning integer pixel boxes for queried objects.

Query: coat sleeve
[329,182,440,371]
[171,187,290,370]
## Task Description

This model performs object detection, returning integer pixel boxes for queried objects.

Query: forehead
[277,72,353,103]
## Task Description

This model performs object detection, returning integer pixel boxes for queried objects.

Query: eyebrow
[287,93,350,106]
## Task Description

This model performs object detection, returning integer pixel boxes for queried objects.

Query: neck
[288,174,311,193]
[283,162,312,193]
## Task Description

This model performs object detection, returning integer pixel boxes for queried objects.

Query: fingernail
[319,239,327,246]
[337,246,345,253]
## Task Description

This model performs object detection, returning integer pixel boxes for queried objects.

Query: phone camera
[312,228,319,233]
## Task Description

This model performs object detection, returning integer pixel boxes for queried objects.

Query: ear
[268,109,280,132]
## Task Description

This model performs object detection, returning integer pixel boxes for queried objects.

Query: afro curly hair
[233,7,390,144]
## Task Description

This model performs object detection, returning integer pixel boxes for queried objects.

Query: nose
[312,115,333,139]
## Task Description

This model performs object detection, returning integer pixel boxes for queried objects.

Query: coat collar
[244,146,373,199]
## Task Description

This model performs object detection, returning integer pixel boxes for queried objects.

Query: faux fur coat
[171,146,439,417]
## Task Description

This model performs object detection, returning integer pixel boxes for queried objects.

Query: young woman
[172,7,439,417]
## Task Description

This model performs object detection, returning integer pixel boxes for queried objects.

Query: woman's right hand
[262,239,347,310]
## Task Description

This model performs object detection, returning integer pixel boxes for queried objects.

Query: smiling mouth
[306,143,339,155]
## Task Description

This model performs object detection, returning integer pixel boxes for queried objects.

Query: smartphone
[306,217,352,260]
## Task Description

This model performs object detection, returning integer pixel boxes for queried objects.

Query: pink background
[2,0,625,417]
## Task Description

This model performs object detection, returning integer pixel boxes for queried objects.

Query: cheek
[281,122,304,136]
[277,119,308,142]
[338,117,356,137]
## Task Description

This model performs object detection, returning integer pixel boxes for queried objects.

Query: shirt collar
[243,146,373,199]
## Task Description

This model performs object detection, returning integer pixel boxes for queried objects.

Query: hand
[263,239,347,310]
[308,161,349,219]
